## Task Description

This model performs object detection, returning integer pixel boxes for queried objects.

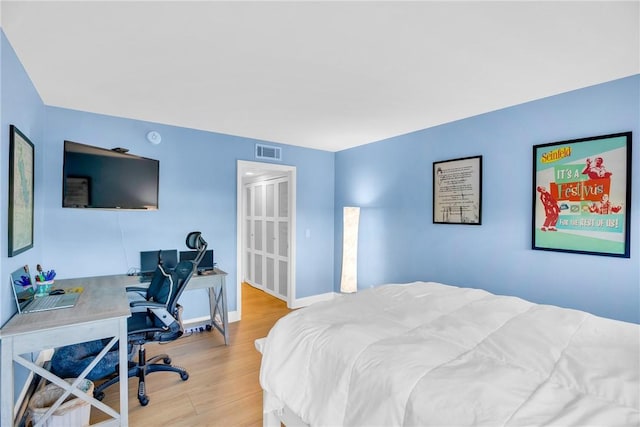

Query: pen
[35,264,56,282]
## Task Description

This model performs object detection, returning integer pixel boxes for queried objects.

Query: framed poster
[433,155,482,225]
[8,125,35,257]
[532,132,632,258]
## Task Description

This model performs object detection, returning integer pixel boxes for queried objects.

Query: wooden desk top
[0,275,131,338]
[197,267,227,277]
[123,268,227,287]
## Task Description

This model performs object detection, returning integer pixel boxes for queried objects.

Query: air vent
[255,144,282,161]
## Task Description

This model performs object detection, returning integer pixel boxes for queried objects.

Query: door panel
[254,253,263,285]
[278,260,288,297]
[254,220,263,251]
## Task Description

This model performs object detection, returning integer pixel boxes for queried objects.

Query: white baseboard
[291,292,337,309]
[183,310,239,329]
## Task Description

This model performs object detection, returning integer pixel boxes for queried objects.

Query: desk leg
[118,317,129,426]
[207,286,215,334]
[1,336,15,427]
[3,332,126,426]
[208,279,229,345]
[220,276,229,345]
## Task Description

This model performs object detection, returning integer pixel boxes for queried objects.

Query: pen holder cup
[36,280,54,297]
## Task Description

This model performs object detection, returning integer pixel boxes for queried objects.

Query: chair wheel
[94,391,105,401]
[181,372,189,381]
[205,324,212,331]
[163,357,172,364]
[138,382,148,406]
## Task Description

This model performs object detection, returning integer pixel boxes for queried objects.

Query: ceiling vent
[255,144,282,161]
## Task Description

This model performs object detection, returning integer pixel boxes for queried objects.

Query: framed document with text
[433,155,482,225]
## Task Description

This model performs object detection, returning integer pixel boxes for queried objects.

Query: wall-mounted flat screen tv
[62,140,159,209]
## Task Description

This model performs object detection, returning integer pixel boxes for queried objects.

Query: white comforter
[259,281,640,426]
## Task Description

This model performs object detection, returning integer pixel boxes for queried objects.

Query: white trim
[290,292,337,309]
[183,310,240,328]
[237,160,297,316]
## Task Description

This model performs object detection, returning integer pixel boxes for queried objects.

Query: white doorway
[236,160,296,318]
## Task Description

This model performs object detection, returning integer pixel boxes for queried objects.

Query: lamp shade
[340,206,360,293]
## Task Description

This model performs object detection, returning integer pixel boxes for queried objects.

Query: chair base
[93,344,189,406]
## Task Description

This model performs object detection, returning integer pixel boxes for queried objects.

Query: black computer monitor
[140,249,178,275]
[179,249,214,272]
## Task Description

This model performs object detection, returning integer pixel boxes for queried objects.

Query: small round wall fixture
[146,130,162,145]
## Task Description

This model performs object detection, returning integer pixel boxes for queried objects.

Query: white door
[244,177,289,301]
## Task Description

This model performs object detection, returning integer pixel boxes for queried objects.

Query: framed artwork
[433,155,482,225]
[532,132,632,258]
[8,125,35,257]
[63,176,90,207]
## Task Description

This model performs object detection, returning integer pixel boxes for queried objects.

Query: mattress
[258,281,640,426]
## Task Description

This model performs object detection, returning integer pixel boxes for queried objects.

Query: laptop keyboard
[28,295,63,311]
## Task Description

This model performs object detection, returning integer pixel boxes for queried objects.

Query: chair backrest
[147,232,204,336]
[146,263,173,304]
[185,231,208,266]
[166,260,196,314]
[146,238,200,305]
[149,260,195,335]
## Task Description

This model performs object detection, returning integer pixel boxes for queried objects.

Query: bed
[256,281,639,426]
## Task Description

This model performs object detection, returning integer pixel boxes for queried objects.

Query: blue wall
[2,24,639,412]
[40,108,335,318]
[1,30,46,408]
[1,28,335,406]
[0,31,335,322]
[335,75,640,324]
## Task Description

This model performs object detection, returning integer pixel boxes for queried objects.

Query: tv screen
[62,140,159,209]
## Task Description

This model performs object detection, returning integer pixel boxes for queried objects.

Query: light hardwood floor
[91,283,291,426]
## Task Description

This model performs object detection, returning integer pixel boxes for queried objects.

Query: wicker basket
[28,378,94,427]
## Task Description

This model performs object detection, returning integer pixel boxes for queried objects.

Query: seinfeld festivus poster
[532,132,631,258]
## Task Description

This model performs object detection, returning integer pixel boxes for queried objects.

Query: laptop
[10,267,80,314]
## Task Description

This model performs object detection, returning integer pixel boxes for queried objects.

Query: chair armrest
[126,286,149,300]
[130,300,165,309]
[126,286,149,293]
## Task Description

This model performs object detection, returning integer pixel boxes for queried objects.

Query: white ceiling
[2,1,639,152]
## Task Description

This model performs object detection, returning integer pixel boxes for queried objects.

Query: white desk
[1,275,131,427]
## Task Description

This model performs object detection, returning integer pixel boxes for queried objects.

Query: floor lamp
[340,206,360,293]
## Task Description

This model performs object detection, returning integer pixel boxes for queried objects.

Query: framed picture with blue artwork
[532,132,632,258]
[8,125,35,257]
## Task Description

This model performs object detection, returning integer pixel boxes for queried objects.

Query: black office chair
[94,232,207,406]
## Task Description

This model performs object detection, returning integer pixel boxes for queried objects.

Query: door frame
[236,160,297,318]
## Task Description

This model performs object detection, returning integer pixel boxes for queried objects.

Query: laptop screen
[179,249,214,272]
[140,249,178,274]
[10,266,35,312]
